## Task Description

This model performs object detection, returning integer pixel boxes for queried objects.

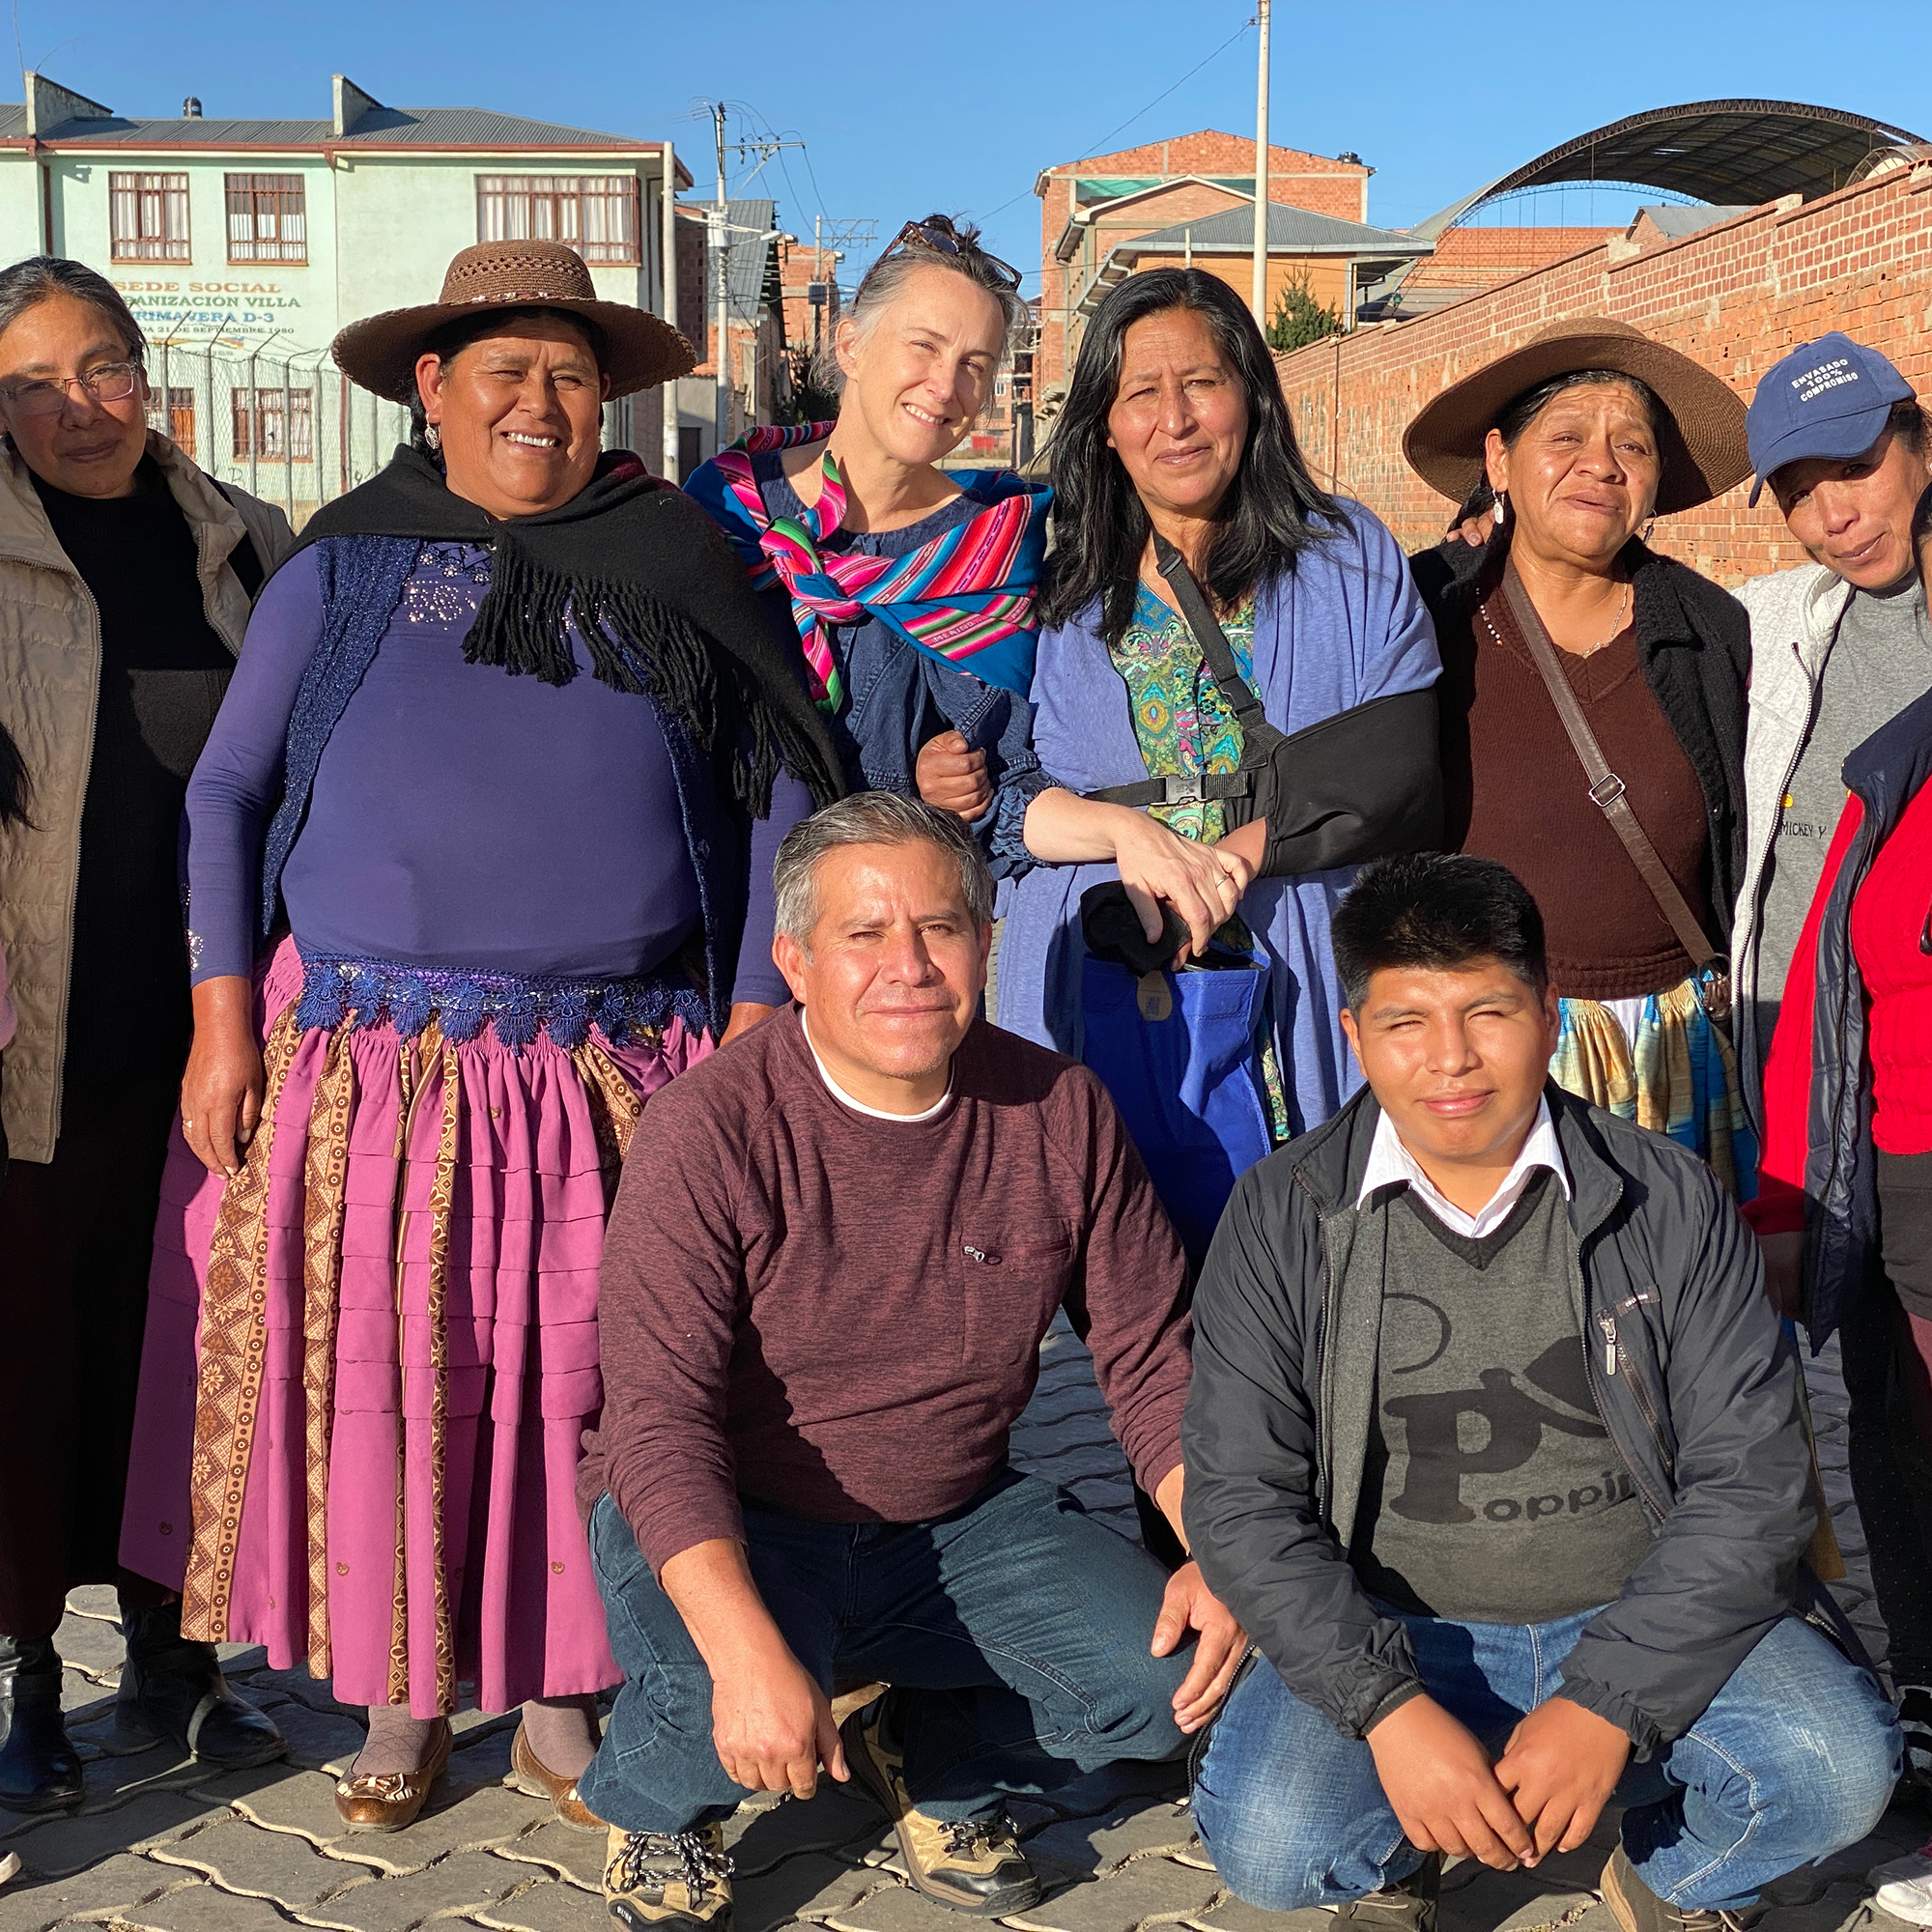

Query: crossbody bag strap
[1150,534,1282,756]
[1499,564,1719,970]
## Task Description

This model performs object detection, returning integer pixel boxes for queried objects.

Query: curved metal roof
[1414,99,1926,240]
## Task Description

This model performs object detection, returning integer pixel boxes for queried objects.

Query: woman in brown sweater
[1405,318,1756,1192]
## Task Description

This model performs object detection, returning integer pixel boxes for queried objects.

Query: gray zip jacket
[1733,562,1856,1125]
[1182,1082,1813,1758]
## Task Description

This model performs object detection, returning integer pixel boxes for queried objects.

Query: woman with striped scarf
[685,215,1065,876]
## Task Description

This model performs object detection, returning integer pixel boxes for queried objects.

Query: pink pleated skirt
[120,938,707,1716]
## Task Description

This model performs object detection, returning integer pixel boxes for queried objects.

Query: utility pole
[806,216,874,362]
[661,140,680,480]
[712,101,730,454]
[1252,0,1271,329]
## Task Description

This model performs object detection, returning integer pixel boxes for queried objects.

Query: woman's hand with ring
[1110,809,1251,960]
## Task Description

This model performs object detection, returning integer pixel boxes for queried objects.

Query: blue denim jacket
[753,456,1050,875]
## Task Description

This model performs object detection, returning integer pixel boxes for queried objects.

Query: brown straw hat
[1402,317,1749,517]
[331,239,696,404]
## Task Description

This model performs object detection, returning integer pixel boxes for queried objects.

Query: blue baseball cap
[1747,332,1915,505]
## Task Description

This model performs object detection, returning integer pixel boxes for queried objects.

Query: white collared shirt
[1356,1096,1571,1240]
[802,1010,955,1123]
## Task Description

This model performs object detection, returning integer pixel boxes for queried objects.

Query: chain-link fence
[143,339,648,528]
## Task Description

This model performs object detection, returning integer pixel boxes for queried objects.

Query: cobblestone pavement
[3,1319,1925,1932]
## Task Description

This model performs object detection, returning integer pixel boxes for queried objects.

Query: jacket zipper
[1812,813,1881,1253]
[1588,1288,1672,1520]
[1296,1164,1338,1523]
[1741,636,1826,1020]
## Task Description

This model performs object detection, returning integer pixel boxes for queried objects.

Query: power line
[974,13,1256,223]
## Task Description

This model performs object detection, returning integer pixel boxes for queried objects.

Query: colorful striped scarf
[685,421,1051,710]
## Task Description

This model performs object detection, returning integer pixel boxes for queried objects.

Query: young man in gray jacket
[1183,854,1896,1932]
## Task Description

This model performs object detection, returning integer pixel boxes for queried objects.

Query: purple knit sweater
[186,543,803,1006]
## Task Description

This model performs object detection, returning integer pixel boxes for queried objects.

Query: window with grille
[231,387,314,462]
[110,172,190,262]
[474,175,639,265]
[149,386,197,456]
[226,174,307,264]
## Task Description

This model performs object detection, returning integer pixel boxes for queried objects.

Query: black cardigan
[1412,536,1749,948]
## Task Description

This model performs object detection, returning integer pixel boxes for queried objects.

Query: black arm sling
[1084,535,1442,878]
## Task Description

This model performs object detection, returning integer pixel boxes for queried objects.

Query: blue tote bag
[1077,891,1274,1261]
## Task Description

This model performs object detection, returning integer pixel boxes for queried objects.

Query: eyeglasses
[1,360,144,418]
[875,216,1023,294]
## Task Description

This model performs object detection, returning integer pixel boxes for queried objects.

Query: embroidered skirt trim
[292,952,709,1050]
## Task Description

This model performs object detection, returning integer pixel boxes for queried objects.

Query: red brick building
[1272,160,1932,584]
[1034,130,1376,406]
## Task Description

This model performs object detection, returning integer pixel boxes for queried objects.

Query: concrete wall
[0,152,43,263]
[1274,163,1932,582]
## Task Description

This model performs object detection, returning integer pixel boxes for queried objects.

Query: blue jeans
[578,1470,1189,1833]
[1193,1605,1899,1914]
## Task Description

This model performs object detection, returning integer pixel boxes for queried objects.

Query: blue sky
[18,0,1931,289]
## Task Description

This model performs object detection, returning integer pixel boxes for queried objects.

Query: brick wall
[1273,165,1932,584]
[1404,226,1618,292]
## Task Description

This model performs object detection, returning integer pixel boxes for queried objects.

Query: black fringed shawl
[290,446,842,820]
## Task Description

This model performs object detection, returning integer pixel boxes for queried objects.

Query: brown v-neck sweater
[1443,580,1716,1002]
[581,1007,1193,1574]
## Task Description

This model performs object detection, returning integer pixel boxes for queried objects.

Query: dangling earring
[425,422,441,454]
[1640,516,1657,544]
[1492,491,1507,529]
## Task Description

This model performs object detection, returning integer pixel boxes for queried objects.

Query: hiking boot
[840,1695,1041,1916]
[117,1602,286,1769]
[604,1822,733,1931]
[0,1634,83,1815]
[1328,1852,1440,1932]
[1602,1846,1765,1932]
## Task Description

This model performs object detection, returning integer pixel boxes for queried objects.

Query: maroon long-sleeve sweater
[581,1007,1193,1575]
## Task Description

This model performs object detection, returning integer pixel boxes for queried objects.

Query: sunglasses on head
[875,216,1023,294]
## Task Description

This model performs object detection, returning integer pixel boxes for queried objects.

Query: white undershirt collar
[801,1010,955,1123]
[1356,1095,1570,1240]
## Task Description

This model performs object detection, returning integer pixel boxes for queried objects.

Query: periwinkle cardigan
[998,502,1441,1137]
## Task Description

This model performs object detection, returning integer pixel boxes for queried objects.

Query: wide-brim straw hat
[1403,317,1749,517]
[331,239,696,404]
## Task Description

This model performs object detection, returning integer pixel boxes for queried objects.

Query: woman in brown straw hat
[115,239,842,1831]
[1405,316,1757,1190]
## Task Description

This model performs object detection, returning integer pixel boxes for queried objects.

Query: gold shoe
[511,1720,605,1833]
[334,1718,453,1833]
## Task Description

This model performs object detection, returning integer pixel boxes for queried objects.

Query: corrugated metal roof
[722,198,779,314]
[4,102,651,151]
[1127,202,1425,255]
[1634,203,1754,239]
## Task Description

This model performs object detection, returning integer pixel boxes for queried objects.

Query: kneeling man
[580,793,1241,1930]
[1185,853,1898,1932]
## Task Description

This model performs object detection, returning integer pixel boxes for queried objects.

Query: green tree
[1264,271,1345,353]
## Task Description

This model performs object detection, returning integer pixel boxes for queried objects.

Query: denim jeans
[1193,1605,1899,1914]
[578,1469,1189,1833]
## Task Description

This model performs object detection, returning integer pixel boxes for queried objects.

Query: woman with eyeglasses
[686,214,1056,871]
[0,257,294,1814]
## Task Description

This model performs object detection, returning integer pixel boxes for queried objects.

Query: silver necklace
[1482,580,1630,658]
